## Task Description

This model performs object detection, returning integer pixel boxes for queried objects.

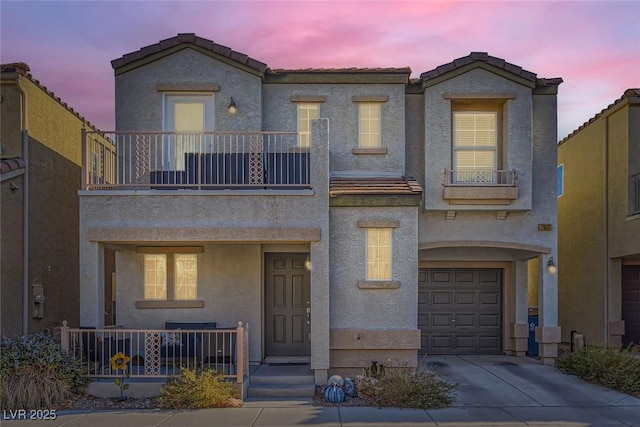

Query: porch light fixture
[547,257,556,274]
[228,97,237,115]
[304,256,312,271]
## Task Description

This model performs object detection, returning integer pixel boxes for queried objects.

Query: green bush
[0,334,89,409]
[556,345,640,395]
[158,367,240,409]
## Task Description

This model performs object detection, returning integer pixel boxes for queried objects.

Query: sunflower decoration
[110,352,130,371]
[110,352,130,400]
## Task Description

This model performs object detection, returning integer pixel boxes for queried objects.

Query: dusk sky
[1,0,638,140]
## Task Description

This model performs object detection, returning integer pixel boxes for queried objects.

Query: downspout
[16,72,29,336]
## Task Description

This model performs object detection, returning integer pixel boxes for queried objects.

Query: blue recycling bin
[528,315,539,357]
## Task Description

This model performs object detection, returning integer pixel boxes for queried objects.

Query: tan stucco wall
[557,101,640,346]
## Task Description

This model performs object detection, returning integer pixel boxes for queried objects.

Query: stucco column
[79,239,105,328]
[508,260,529,356]
[535,253,560,364]
[310,118,330,384]
[607,258,624,347]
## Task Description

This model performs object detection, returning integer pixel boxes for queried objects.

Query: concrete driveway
[424,354,640,425]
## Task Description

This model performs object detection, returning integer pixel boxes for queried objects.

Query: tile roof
[1,63,100,130]
[419,52,562,87]
[559,88,640,144]
[1,158,26,174]
[270,67,411,74]
[330,177,423,196]
[111,33,268,73]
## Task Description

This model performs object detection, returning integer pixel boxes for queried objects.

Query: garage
[622,265,640,347]
[418,268,502,354]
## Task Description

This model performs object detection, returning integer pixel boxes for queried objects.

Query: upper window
[163,95,214,170]
[366,228,392,280]
[359,103,381,148]
[144,253,197,301]
[297,103,319,148]
[557,164,564,198]
[453,111,497,182]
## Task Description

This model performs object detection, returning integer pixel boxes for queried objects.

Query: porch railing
[81,130,309,190]
[59,321,249,384]
[445,169,518,186]
[631,172,640,215]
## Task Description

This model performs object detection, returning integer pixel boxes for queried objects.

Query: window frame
[136,247,204,309]
[358,102,382,148]
[297,103,319,148]
[557,164,564,198]
[365,227,392,281]
[451,100,504,183]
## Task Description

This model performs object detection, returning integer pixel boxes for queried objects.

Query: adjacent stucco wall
[559,99,640,346]
[558,117,607,345]
[115,48,262,132]
[1,173,24,337]
[263,83,405,175]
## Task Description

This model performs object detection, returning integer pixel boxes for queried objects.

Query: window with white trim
[366,228,392,280]
[297,103,319,148]
[557,164,564,197]
[359,103,381,148]
[453,111,497,183]
[144,253,197,300]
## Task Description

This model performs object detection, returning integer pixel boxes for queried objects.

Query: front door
[265,253,311,356]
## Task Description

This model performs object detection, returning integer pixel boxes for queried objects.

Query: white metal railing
[81,131,309,190]
[632,172,640,214]
[445,169,517,186]
[59,321,249,384]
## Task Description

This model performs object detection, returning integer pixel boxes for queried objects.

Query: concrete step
[247,383,316,399]
[251,374,315,385]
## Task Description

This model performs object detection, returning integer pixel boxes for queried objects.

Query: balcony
[82,131,310,191]
[443,169,518,205]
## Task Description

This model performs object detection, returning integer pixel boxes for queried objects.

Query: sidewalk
[3,355,640,426]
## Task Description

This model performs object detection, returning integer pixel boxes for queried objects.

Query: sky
[1,0,638,140]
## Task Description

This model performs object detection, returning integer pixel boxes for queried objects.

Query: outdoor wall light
[547,257,557,274]
[304,256,312,271]
[228,97,237,115]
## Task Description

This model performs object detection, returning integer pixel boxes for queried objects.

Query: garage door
[418,268,502,354]
[622,265,640,347]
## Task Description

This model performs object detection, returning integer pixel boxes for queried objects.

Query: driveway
[424,354,640,425]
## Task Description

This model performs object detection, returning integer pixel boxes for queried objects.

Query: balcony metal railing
[445,169,518,186]
[81,131,309,190]
[632,172,640,215]
[59,321,249,383]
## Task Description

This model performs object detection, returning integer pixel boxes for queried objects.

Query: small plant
[363,360,386,379]
[557,345,640,395]
[110,352,130,400]
[0,333,89,410]
[357,358,457,409]
[158,367,240,409]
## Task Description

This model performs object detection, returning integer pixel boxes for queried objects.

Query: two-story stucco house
[77,34,562,390]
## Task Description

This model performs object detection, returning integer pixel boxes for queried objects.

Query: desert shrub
[158,367,240,409]
[372,364,457,409]
[0,334,89,409]
[556,345,640,395]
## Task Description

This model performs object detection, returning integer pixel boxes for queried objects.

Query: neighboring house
[558,89,640,348]
[78,34,562,385]
[0,63,104,337]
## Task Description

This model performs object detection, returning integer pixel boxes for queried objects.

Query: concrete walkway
[3,355,639,426]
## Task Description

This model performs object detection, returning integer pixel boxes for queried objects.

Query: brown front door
[265,253,311,356]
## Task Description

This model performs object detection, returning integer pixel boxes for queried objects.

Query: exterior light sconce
[228,97,237,115]
[304,256,312,271]
[547,257,556,274]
